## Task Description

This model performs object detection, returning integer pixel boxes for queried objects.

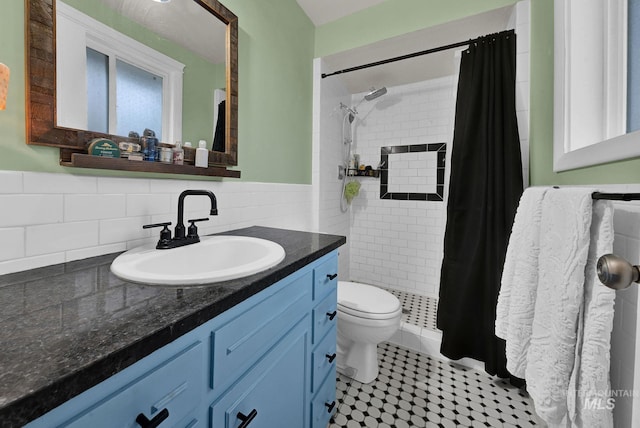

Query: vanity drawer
[312,289,337,345]
[313,256,338,300]
[310,365,337,428]
[210,271,312,391]
[60,342,203,428]
[311,325,337,394]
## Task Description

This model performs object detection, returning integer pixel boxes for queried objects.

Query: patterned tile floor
[386,288,439,332]
[330,289,541,427]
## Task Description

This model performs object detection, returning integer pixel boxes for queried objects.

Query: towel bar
[591,192,640,201]
[548,188,640,289]
[591,192,640,289]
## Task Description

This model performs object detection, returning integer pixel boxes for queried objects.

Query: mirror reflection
[56,0,228,152]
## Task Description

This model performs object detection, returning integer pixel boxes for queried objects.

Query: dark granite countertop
[0,226,346,427]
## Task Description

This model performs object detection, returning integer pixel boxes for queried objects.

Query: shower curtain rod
[320,30,514,79]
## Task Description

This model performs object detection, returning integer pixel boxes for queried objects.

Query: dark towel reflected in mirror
[213,100,225,152]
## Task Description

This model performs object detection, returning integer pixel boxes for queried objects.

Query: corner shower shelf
[347,168,380,178]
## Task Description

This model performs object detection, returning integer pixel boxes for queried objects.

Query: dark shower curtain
[436,30,523,378]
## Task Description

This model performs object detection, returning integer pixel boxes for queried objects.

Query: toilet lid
[338,281,401,320]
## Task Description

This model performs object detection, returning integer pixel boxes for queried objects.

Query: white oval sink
[110,235,286,286]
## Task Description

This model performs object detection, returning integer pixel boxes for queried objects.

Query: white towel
[496,187,548,378]
[569,200,615,427]
[526,188,594,426]
[496,187,615,427]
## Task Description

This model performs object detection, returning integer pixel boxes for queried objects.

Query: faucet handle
[187,218,209,239]
[143,222,172,248]
[143,221,172,231]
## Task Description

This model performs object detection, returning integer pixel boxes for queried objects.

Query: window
[553,0,640,171]
[629,0,640,132]
[56,2,184,144]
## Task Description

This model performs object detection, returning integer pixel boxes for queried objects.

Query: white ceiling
[295,0,388,26]
[95,0,227,64]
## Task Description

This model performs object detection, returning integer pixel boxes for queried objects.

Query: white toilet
[336,281,402,384]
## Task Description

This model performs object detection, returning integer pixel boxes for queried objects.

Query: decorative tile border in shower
[379,143,446,201]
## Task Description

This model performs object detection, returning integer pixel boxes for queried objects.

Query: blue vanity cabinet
[25,250,339,428]
[310,256,339,428]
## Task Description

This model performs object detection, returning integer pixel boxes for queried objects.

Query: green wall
[0,0,314,184]
[316,0,640,185]
[3,0,639,186]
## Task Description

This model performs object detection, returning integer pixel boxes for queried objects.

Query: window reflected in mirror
[26,0,239,173]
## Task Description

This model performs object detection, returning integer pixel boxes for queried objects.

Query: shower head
[596,253,640,290]
[364,86,387,101]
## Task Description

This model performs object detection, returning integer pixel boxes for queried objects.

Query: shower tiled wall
[342,0,531,297]
[0,171,313,275]
[348,77,456,296]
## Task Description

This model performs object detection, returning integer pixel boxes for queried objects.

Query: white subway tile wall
[604,184,640,428]
[0,171,313,275]
[347,77,455,296]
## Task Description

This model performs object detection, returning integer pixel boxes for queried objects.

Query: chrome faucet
[143,189,218,249]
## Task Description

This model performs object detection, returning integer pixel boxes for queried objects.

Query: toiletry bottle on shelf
[195,140,208,168]
[173,141,184,165]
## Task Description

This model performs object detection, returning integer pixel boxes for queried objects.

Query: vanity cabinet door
[32,341,204,428]
[312,289,338,345]
[310,366,337,428]
[210,316,310,428]
[311,325,337,394]
[313,257,338,301]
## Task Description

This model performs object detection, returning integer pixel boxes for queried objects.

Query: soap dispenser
[195,140,208,168]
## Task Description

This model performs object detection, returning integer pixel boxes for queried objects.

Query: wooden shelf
[60,153,241,178]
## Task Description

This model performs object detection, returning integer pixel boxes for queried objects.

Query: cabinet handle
[326,273,338,280]
[325,401,336,413]
[236,409,258,428]
[136,408,169,428]
[326,310,337,321]
[325,353,336,363]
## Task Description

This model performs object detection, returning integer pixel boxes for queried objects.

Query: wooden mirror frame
[25,0,240,178]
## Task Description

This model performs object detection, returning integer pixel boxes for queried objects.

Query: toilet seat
[338,281,402,320]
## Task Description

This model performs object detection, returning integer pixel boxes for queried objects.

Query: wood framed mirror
[25,0,239,178]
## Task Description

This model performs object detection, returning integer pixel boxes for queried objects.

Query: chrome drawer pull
[325,353,336,363]
[326,273,338,280]
[325,401,336,413]
[136,408,169,428]
[237,409,258,428]
[326,310,337,321]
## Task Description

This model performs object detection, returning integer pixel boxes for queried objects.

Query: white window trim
[553,0,640,172]
[56,2,184,143]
